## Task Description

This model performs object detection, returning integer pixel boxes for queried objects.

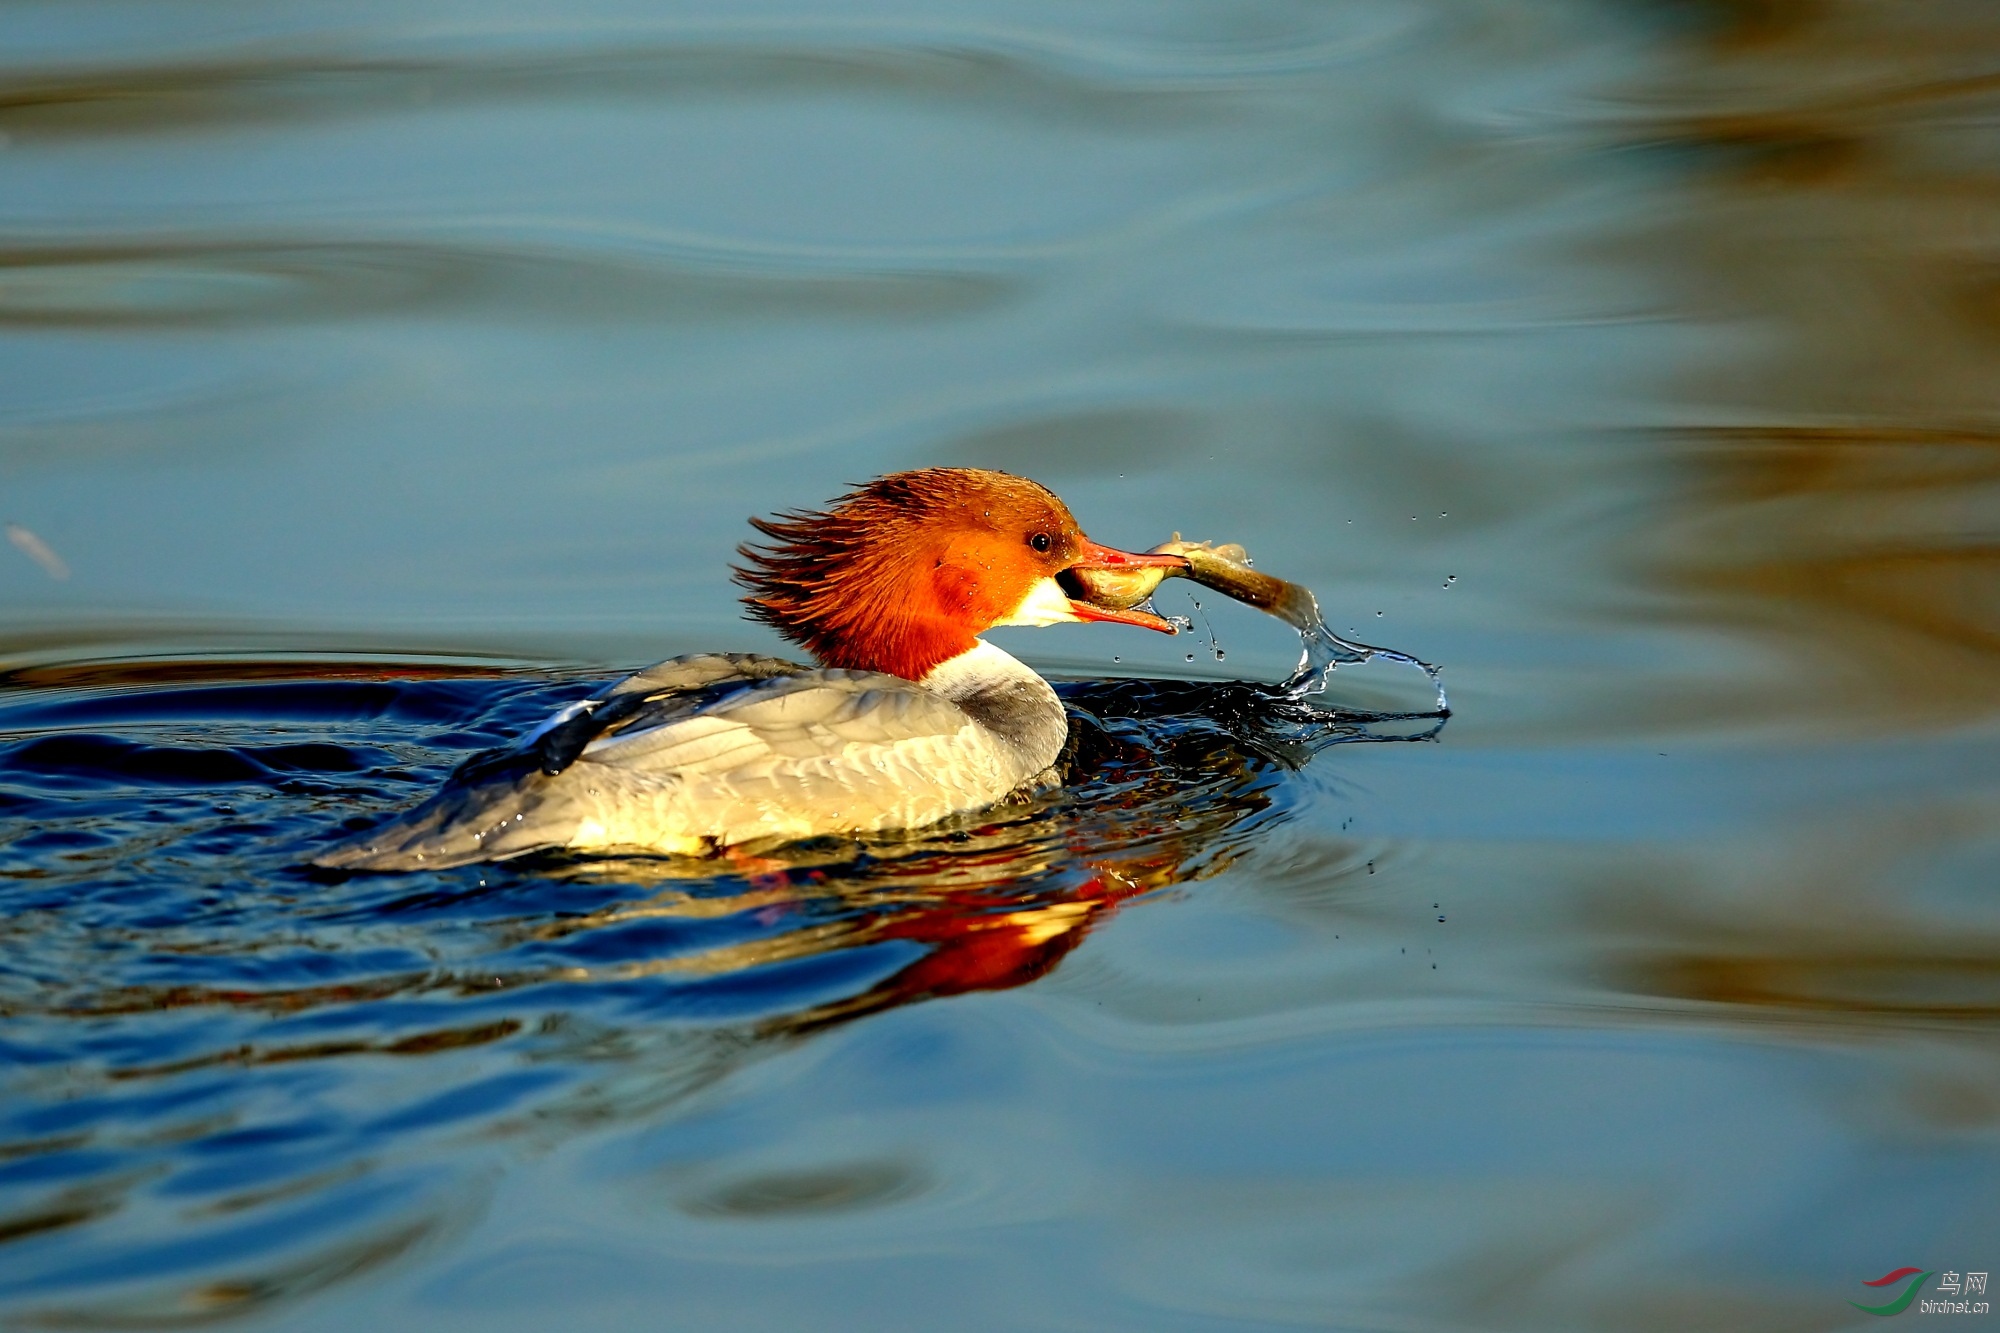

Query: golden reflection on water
[1643,950,2000,1018]
[1633,0,2000,725]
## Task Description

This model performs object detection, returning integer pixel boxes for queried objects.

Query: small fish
[1061,536,1318,629]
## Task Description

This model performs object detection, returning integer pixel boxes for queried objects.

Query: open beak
[1063,539,1190,633]
[1069,600,1178,632]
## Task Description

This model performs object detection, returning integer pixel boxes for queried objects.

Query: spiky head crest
[733,468,1087,680]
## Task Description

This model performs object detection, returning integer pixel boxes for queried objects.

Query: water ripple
[0,234,1016,327]
[0,654,1430,1321]
[0,17,1409,142]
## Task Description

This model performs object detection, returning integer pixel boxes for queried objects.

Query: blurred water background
[3,0,1999,1327]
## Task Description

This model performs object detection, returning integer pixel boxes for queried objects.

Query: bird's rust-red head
[733,467,1186,680]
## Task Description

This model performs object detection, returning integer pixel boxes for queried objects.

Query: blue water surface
[3,0,1999,1326]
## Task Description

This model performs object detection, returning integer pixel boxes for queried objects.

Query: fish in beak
[1059,540,1190,632]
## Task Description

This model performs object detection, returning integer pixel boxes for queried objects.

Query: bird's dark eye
[1029,532,1052,554]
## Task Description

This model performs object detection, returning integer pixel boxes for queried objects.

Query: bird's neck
[920,640,1068,776]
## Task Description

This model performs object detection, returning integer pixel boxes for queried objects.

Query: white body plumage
[315,642,1068,870]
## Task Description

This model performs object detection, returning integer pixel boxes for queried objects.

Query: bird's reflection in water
[498,677,1445,1038]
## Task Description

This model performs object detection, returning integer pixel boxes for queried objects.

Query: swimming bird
[314,468,1188,870]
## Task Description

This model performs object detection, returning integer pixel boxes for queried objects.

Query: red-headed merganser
[316,468,1188,870]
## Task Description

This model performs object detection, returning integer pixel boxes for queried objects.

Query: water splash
[1280,587,1449,714]
[1188,593,1226,663]
[1109,543,1445,716]
[1115,567,1444,714]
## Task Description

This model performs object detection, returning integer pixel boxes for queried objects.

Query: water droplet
[1437,916,1446,923]
[1376,610,1384,617]
[1214,650,1225,661]
[1185,652,1195,661]
[1111,656,1120,663]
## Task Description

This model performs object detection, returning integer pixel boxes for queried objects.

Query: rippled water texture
[3,0,1999,1328]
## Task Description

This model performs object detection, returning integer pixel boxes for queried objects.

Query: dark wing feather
[528,654,810,775]
[314,653,812,869]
